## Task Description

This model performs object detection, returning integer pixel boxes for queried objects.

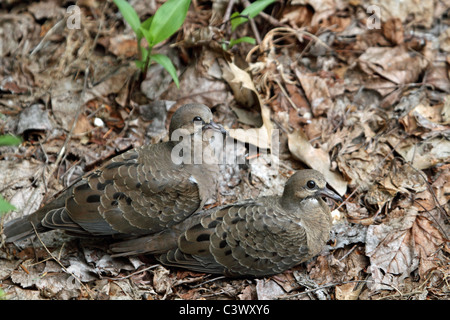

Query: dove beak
[318,186,343,202]
[203,121,228,135]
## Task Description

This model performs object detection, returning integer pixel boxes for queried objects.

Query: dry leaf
[439,28,450,53]
[16,103,53,135]
[238,284,257,300]
[366,208,445,290]
[389,136,450,170]
[160,63,230,109]
[364,0,434,28]
[295,70,333,117]
[382,18,404,45]
[358,46,428,86]
[107,34,138,58]
[335,282,360,300]
[220,60,275,150]
[291,0,336,26]
[51,78,83,131]
[414,166,450,212]
[255,279,285,300]
[399,101,449,137]
[153,265,172,296]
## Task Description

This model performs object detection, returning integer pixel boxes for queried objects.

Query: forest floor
[0,0,449,300]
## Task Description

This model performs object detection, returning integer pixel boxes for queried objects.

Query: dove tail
[2,215,47,243]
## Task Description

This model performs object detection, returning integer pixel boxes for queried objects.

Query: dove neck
[279,186,299,212]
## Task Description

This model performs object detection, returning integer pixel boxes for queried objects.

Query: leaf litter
[0,0,449,300]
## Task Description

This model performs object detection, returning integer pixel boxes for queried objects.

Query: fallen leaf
[365,0,434,28]
[366,207,446,290]
[414,165,450,212]
[51,78,83,131]
[255,279,285,300]
[439,28,450,53]
[335,282,360,300]
[291,0,336,26]
[295,70,334,117]
[0,159,48,222]
[399,101,449,137]
[382,18,404,45]
[238,284,257,300]
[153,265,172,296]
[107,34,138,58]
[389,135,450,170]
[358,46,428,87]
[16,103,53,135]
[220,60,275,150]
[160,63,230,108]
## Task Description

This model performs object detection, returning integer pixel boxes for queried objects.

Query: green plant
[226,0,276,49]
[0,134,21,215]
[0,288,6,300]
[0,195,15,216]
[113,0,191,88]
[0,134,21,146]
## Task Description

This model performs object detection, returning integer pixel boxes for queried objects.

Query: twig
[30,19,66,56]
[189,275,225,288]
[275,79,298,111]
[338,244,358,262]
[259,11,286,27]
[220,0,236,30]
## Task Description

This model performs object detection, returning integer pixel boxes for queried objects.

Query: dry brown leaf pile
[0,0,449,300]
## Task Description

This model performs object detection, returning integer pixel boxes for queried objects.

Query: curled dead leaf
[220,60,275,150]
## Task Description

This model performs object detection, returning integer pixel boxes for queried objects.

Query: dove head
[169,104,227,138]
[280,170,342,210]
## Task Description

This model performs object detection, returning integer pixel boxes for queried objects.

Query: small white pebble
[94,117,104,127]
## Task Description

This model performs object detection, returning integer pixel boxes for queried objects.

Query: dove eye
[306,180,316,189]
[193,116,203,122]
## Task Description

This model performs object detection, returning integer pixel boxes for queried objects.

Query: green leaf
[147,0,191,46]
[242,0,276,18]
[113,0,141,34]
[0,134,21,146]
[141,16,154,31]
[0,194,15,216]
[230,12,247,32]
[150,54,179,88]
[229,36,256,48]
[137,16,153,40]
[231,0,275,31]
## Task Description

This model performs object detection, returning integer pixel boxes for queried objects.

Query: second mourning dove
[3,104,226,243]
[110,170,342,277]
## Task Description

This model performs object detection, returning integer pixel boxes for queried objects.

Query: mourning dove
[4,103,226,242]
[110,170,342,277]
